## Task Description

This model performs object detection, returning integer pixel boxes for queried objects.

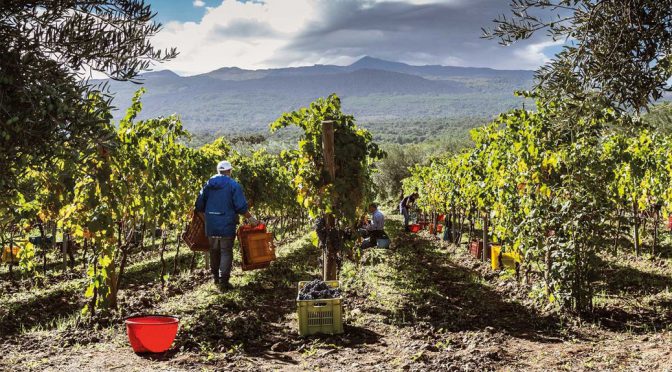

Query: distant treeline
[187,116,487,150]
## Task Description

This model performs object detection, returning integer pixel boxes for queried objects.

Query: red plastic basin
[125,315,179,353]
[409,224,421,233]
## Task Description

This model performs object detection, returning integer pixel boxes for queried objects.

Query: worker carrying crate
[193,160,261,291]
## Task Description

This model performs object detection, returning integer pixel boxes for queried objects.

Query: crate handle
[312,302,328,307]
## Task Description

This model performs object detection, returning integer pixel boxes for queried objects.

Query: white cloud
[511,40,564,69]
[150,0,556,75]
[193,0,206,8]
[371,0,464,4]
[152,0,319,75]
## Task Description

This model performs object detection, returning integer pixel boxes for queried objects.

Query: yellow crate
[491,245,522,271]
[297,280,343,336]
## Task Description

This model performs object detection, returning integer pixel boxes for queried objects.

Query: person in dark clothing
[195,160,258,290]
[399,192,419,231]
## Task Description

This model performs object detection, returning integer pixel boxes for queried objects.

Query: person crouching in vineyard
[195,160,259,290]
[359,203,387,249]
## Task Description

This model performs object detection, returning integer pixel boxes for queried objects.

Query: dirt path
[2,216,672,371]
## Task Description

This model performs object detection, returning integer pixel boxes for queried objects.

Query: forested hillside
[98,57,533,134]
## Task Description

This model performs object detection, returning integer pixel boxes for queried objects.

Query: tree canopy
[484,0,672,115]
[0,0,176,208]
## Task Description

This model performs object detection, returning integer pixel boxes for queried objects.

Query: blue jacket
[194,175,249,237]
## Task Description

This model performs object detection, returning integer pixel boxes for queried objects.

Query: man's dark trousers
[209,237,235,283]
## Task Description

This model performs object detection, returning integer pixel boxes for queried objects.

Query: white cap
[217,160,233,172]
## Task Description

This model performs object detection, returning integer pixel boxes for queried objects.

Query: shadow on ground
[0,250,195,337]
[356,218,567,344]
[589,255,672,333]
[171,235,380,367]
[0,282,83,336]
[376,218,672,338]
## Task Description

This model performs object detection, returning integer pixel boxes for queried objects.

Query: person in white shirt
[361,203,387,249]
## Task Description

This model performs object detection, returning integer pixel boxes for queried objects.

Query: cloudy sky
[147,0,563,76]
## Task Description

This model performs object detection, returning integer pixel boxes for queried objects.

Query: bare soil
[2,217,672,371]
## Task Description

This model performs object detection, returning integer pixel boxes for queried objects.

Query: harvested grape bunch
[298,279,341,300]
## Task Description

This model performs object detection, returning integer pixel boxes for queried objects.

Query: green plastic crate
[297,280,344,336]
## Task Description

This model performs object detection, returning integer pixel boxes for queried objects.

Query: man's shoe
[218,281,233,291]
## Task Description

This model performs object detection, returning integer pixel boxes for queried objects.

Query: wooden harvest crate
[1,246,20,263]
[469,240,482,259]
[469,240,491,261]
[182,212,209,252]
[237,224,275,271]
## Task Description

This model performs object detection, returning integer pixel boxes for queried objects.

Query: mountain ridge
[140,56,533,79]
[98,56,534,134]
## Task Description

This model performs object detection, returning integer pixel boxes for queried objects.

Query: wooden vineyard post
[8,229,14,280]
[653,208,659,259]
[633,201,640,257]
[322,120,338,281]
[173,227,182,275]
[151,219,157,250]
[51,223,57,272]
[482,211,489,262]
[38,222,47,275]
[62,231,69,274]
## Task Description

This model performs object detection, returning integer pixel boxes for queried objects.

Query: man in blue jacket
[195,160,258,290]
